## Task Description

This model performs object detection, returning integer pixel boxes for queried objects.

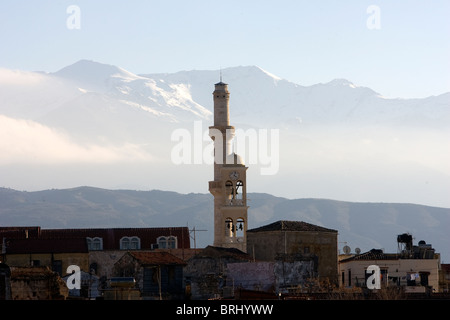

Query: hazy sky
[1,0,449,98]
[1,1,449,209]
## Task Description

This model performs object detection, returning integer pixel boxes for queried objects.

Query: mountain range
[0,186,449,263]
[2,60,449,130]
[0,60,449,249]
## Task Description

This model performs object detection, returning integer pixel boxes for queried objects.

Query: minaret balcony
[208,181,222,196]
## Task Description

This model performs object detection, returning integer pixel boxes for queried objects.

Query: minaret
[209,81,248,252]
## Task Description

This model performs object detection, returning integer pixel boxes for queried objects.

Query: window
[407,272,420,286]
[120,236,140,250]
[167,236,177,249]
[348,269,352,286]
[121,237,130,250]
[130,237,139,250]
[52,260,62,276]
[86,237,103,250]
[157,236,177,249]
[158,236,167,249]
[90,263,98,274]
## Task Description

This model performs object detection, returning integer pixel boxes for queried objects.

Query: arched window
[86,237,103,251]
[157,236,167,249]
[120,237,130,250]
[167,236,177,249]
[120,236,141,250]
[130,237,140,249]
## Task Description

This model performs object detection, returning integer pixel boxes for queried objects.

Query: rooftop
[247,220,338,233]
[192,245,251,262]
[0,226,191,250]
[127,251,187,266]
[340,249,399,262]
[4,238,88,254]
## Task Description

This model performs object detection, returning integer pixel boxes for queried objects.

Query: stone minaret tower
[208,81,248,252]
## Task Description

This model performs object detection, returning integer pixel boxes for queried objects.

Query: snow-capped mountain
[2,59,448,132]
[1,60,449,209]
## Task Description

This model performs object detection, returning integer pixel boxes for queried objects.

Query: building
[208,81,249,252]
[439,264,450,293]
[247,220,338,284]
[227,259,315,295]
[112,251,187,300]
[183,246,252,300]
[338,237,441,293]
[2,238,89,276]
[0,263,12,300]
[9,266,68,300]
[1,226,191,299]
[0,226,190,252]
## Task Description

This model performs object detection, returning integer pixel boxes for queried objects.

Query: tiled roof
[247,220,337,233]
[10,266,57,279]
[191,245,252,261]
[0,226,41,239]
[128,251,187,265]
[1,226,190,250]
[340,249,399,262]
[4,238,88,254]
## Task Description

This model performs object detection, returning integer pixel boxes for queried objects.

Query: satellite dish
[343,245,351,254]
[355,247,361,254]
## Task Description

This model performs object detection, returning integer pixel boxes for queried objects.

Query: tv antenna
[189,226,207,249]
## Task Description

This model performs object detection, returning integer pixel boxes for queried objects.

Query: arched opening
[225,218,234,237]
[120,237,130,250]
[130,237,140,250]
[225,180,233,203]
[157,236,167,249]
[235,180,243,201]
[236,218,245,238]
[167,236,177,249]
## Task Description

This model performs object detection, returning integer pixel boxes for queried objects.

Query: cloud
[0,115,153,165]
[0,68,47,86]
